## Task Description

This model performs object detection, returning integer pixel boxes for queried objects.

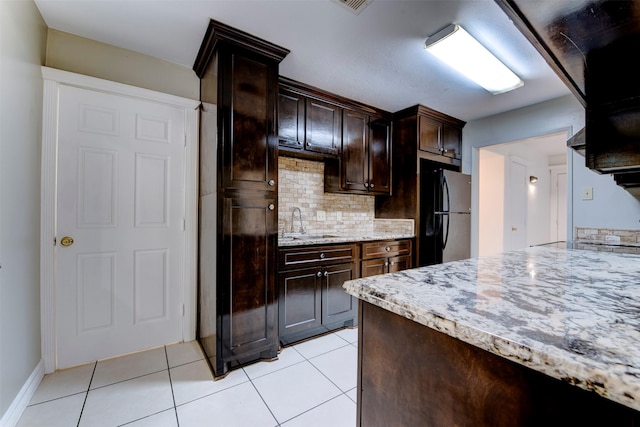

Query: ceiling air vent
[331,0,373,15]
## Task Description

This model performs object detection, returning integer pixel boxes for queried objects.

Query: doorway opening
[477,131,568,257]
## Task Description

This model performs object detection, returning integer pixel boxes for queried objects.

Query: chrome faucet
[291,207,306,234]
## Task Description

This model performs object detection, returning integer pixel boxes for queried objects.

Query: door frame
[549,164,568,242]
[40,67,200,373]
[505,156,528,250]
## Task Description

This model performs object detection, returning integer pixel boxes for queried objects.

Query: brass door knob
[60,236,74,247]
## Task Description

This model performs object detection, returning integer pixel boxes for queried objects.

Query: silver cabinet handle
[385,246,390,251]
[320,253,325,259]
[317,271,322,277]
[370,183,375,188]
[364,182,369,188]
[268,204,275,210]
[384,262,388,267]
[324,271,328,277]
[268,179,275,186]
[390,261,395,266]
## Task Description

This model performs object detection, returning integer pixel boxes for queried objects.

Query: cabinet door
[418,115,442,155]
[442,123,462,160]
[368,118,391,194]
[219,196,278,363]
[306,98,341,155]
[278,267,322,337]
[388,255,412,274]
[361,258,388,278]
[278,88,305,150]
[341,109,369,192]
[322,262,357,325]
[219,49,278,192]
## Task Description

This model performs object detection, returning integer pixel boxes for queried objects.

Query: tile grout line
[276,392,353,426]
[163,345,181,427]
[76,361,97,427]
[252,336,354,426]
[245,367,282,427]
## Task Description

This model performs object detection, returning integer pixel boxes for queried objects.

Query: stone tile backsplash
[278,156,414,237]
[575,227,640,245]
[278,157,375,235]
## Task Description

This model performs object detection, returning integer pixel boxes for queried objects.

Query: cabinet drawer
[361,240,412,260]
[279,244,358,269]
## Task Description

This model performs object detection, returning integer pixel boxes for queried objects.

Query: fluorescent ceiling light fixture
[424,24,524,95]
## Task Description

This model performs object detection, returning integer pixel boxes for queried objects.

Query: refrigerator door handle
[442,174,451,252]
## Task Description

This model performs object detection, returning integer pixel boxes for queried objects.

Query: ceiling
[33,0,573,122]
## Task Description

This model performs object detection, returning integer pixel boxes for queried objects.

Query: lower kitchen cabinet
[360,239,413,278]
[278,244,358,345]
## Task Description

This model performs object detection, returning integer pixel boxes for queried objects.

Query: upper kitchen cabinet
[195,20,288,194]
[193,19,289,378]
[325,109,391,195]
[394,104,465,169]
[494,0,640,197]
[278,78,342,159]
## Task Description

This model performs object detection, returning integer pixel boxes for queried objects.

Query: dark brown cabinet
[277,88,306,152]
[360,239,412,278]
[325,110,391,195]
[194,20,289,378]
[418,115,462,161]
[277,80,341,158]
[334,110,391,195]
[375,105,464,267]
[494,0,640,198]
[402,105,464,164]
[278,243,358,345]
[278,77,392,195]
[306,97,342,156]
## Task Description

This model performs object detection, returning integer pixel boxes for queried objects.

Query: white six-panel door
[53,83,189,368]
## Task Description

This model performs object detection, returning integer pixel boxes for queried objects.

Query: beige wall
[0,0,47,421]
[45,29,199,100]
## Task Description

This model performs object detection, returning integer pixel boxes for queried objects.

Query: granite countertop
[343,244,640,411]
[278,232,415,247]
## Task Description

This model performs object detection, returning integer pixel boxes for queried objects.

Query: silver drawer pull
[324,271,328,277]
[268,204,275,210]
[385,246,390,251]
[370,183,375,188]
[317,271,322,277]
[390,261,395,265]
[268,179,275,186]
[320,253,325,259]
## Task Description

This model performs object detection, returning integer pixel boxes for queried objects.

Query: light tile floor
[17,328,358,427]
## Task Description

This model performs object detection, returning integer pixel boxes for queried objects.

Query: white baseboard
[0,359,44,427]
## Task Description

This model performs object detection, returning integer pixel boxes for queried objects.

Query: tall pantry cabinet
[193,20,289,378]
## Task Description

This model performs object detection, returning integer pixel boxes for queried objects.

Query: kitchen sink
[294,234,341,239]
[280,233,343,241]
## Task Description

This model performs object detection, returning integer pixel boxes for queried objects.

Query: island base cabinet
[357,301,640,427]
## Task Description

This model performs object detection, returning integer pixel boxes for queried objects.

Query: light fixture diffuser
[424,24,523,95]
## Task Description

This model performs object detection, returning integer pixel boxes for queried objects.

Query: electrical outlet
[581,187,593,200]
[317,210,326,221]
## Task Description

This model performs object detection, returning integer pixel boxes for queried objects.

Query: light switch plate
[317,210,326,221]
[581,187,593,200]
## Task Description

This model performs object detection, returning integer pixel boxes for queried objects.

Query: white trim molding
[0,360,44,427]
[40,67,200,373]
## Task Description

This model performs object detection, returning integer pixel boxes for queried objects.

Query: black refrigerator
[419,161,471,266]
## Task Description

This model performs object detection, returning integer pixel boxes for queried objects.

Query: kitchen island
[343,244,640,426]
